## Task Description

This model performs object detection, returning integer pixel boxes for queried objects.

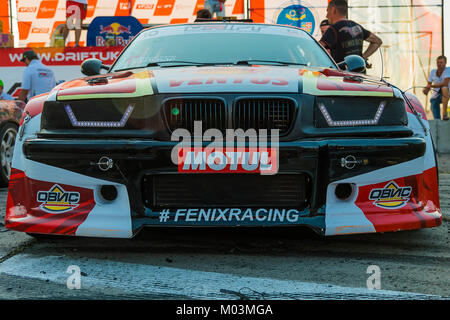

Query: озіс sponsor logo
[171,121,279,175]
[368,181,412,209]
[37,185,80,213]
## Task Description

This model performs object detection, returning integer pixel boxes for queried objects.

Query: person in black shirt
[319,0,382,65]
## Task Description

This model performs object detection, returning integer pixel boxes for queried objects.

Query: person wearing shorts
[423,56,450,120]
[64,0,87,47]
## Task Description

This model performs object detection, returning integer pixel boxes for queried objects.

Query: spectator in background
[444,73,450,120]
[423,55,450,120]
[319,19,331,55]
[319,0,382,65]
[51,24,66,47]
[195,9,212,21]
[320,19,330,36]
[63,0,88,47]
[204,0,226,18]
[18,50,56,102]
[0,80,14,100]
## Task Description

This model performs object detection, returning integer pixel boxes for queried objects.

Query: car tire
[0,123,18,187]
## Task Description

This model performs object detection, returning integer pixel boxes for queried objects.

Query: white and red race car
[5,23,441,238]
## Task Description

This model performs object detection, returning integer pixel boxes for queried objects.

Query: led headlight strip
[65,104,134,128]
[318,101,386,127]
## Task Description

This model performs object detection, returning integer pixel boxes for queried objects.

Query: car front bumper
[5,136,441,237]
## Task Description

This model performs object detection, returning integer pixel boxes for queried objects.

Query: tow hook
[90,156,114,171]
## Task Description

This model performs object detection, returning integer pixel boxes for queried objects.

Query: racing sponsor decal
[168,77,289,87]
[157,208,305,224]
[56,70,154,100]
[354,170,441,233]
[86,16,143,47]
[184,24,264,33]
[5,168,96,235]
[37,184,80,213]
[153,66,298,93]
[301,71,394,97]
[171,121,280,175]
[368,181,412,209]
[177,147,278,174]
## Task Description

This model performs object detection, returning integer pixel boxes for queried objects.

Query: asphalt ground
[437,154,450,222]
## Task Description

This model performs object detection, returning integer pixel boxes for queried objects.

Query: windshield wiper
[235,60,308,66]
[113,61,232,72]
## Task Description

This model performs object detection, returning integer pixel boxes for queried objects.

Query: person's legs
[204,1,214,16]
[430,96,441,120]
[64,2,73,46]
[442,87,449,120]
[75,3,87,47]
[74,21,82,46]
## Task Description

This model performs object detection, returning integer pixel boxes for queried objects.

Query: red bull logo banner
[87,16,143,47]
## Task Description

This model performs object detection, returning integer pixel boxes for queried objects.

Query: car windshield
[111,24,336,72]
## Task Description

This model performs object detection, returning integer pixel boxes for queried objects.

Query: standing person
[18,51,56,102]
[319,0,382,65]
[0,80,14,100]
[204,0,226,18]
[423,55,450,120]
[63,0,88,47]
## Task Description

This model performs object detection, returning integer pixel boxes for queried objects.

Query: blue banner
[276,5,315,34]
[87,16,143,47]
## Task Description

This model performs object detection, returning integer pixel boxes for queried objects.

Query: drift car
[0,100,23,186]
[5,23,441,238]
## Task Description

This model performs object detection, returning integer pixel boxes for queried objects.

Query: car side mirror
[81,58,109,76]
[337,55,366,73]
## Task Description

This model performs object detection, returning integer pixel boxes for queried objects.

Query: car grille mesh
[143,174,308,210]
[234,98,295,135]
[164,99,226,132]
[163,98,296,134]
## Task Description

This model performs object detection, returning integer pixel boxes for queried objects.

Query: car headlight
[314,97,408,128]
[40,96,156,131]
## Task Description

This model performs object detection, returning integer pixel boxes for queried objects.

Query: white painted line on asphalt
[0,254,442,300]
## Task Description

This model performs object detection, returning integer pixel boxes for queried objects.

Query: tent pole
[8,0,12,33]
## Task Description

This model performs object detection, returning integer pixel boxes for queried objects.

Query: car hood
[54,65,394,101]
